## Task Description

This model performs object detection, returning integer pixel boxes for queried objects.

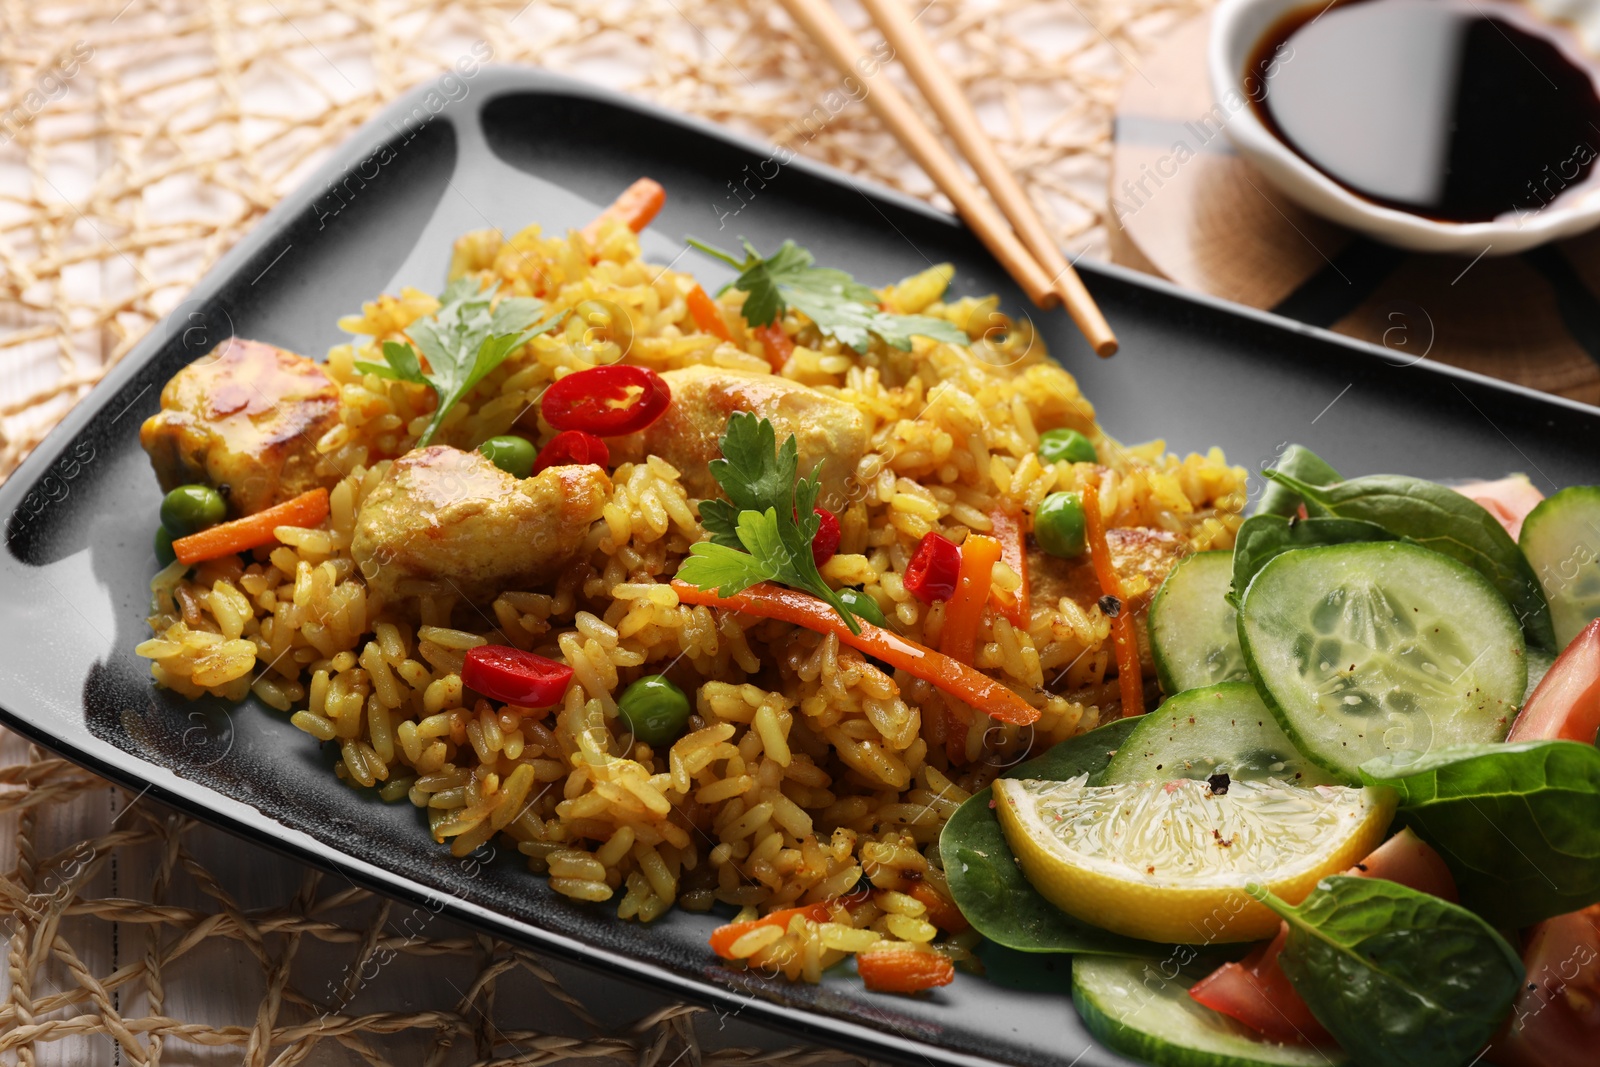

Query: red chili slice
[811,507,841,566]
[905,531,961,603]
[534,430,610,473]
[462,645,574,707]
[541,365,671,436]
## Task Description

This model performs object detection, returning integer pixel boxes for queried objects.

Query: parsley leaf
[688,237,968,353]
[675,412,862,634]
[354,278,559,446]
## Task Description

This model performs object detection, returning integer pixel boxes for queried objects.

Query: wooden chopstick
[775,0,1118,357]
[860,0,1118,357]
[773,2,1053,306]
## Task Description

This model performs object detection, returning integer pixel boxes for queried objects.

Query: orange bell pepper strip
[751,322,794,371]
[671,581,1039,725]
[172,488,330,566]
[988,507,1030,628]
[940,534,1003,763]
[1082,476,1145,717]
[708,888,871,959]
[940,535,1001,665]
[856,944,956,993]
[686,284,733,341]
[579,177,666,246]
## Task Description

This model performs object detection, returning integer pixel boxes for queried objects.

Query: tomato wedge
[534,430,610,473]
[1488,904,1600,1067]
[1189,829,1457,1045]
[1510,618,1600,744]
[1347,825,1459,900]
[462,645,574,707]
[1189,925,1333,1046]
[1454,475,1544,540]
[540,365,671,436]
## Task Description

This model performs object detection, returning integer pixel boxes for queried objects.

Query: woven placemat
[0,1,1197,1062]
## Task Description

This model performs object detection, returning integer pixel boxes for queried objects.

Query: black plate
[2,68,1596,1067]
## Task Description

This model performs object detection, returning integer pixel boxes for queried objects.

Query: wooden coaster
[1109,13,1600,405]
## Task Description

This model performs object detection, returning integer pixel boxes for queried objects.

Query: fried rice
[136,216,1245,982]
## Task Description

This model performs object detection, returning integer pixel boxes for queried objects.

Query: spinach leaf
[1007,715,1143,783]
[1256,876,1523,1067]
[939,718,1154,955]
[1265,470,1555,649]
[1229,513,1394,605]
[1256,444,1341,518]
[1360,740,1600,927]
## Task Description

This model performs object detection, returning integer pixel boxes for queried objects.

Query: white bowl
[1209,0,1600,255]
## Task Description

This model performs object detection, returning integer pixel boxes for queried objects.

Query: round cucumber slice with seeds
[1101,682,1335,787]
[1073,956,1345,1067]
[1238,541,1524,783]
[1521,485,1600,649]
[1150,552,1248,694]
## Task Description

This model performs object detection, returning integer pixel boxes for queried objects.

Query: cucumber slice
[1521,486,1600,649]
[1073,956,1344,1067]
[1239,542,1525,782]
[1150,552,1247,694]
[1101,683,1336,787]
[1526,645,1555,703]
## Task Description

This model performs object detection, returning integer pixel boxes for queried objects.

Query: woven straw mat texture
[0,1,1205,1063]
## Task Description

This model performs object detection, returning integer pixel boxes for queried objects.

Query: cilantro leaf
[352,281,560,447]
[675,412,862,633]
[688,237,967,353]
[355,339,425,383]
[676,540,779,596]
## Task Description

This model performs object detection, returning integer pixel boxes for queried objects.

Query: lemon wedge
[993,776,1394,944]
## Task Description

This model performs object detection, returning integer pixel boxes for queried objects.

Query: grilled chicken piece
[1031,527,1184,679]
[606,366,869,506]
[140,338,341,516]
[351,445,610,605]
[1029,526,1187,614]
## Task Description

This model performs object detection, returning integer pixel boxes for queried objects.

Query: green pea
[1036,491,1087,558]
[154,526,177,568]
[618,675,692,746]
[159,484,227,537]
[1037,428,1098,465]
[478,435,536,479]
[837,587,888,629]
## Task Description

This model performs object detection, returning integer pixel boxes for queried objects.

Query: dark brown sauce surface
[1249,0,1600,222]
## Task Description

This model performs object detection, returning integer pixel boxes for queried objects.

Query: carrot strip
[709,888,870,959]
[907,884,970,934]
[752,323,794,371]
[687,284,733,341]
[988,507,1030,627]
[1082,476,1145,717]
[579,177,667,245]
[671,581,1039,725]
[856,945,955,993]
[172,488,330,566]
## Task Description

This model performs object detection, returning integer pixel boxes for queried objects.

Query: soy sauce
[1248,0,1600,222]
